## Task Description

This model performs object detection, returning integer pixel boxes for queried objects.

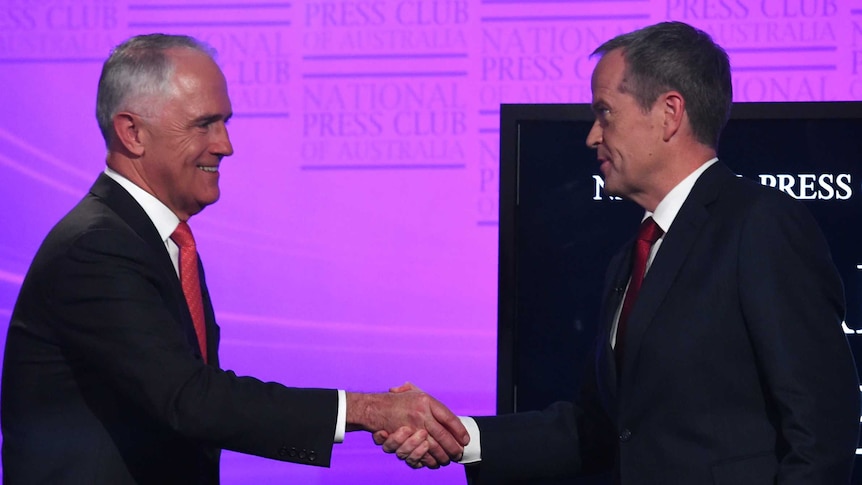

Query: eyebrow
[192,112,232,126]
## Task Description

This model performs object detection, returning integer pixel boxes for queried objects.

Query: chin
[203,190,220,205]
[191,197,219,216]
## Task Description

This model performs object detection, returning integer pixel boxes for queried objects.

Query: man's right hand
[346,384,468,468]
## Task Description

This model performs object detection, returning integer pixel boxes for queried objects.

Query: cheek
[178,134,206,159]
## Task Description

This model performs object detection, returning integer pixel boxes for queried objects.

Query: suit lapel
[90,174,178,283]
[595,245,633,413]
[90,174,207,363]
[618,163,734,387]
[197,256,220,368]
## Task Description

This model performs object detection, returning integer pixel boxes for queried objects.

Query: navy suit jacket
[468,163,859,485]
[2,174,338,484]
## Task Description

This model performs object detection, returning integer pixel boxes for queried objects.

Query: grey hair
[592,21,732,149]
[96,34,216,146]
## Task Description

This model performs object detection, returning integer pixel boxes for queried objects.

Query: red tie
[616,217,663,371]
[171,221,208,363]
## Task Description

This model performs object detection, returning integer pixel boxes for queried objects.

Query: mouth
[598,158,611,174]
[198,165,218,173]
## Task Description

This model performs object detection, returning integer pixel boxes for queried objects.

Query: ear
[112,112,146,157]
[660,91,685,142]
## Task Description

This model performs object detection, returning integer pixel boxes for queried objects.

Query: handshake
[347,382,469,470]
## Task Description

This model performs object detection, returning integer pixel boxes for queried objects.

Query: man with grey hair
[1,34,468,484]
[379,21,859,485]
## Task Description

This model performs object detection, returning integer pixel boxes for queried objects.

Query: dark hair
[592,21,732,149]
[96,34,216,145]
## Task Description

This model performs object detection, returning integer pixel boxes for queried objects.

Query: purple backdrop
[1,0,860,483]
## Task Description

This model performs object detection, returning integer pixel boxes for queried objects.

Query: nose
[585,120,601,149]
[212,121,234,157]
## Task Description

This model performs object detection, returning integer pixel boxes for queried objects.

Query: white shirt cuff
[457,416,482,463]
[334,389,346,443]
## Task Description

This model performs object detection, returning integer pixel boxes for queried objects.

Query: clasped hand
[372,383,463,469]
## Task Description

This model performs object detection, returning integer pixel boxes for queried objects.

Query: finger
[372,430,389,446]
[423,432,453,466]
[420,452,441,470]
[380,427,408,453]
[384,427,421,454]
[404,438,431,469]
[424,434,447,468]
[423,416,462,463]
[430,399,471,446]
[394,430,427,460]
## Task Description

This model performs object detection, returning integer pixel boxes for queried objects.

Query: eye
[593,107,611,126]
[592,104,610,119]
[195,116,224,131]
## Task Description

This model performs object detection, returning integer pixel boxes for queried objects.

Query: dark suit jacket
[2,174,338,484]
[468,163,860,485]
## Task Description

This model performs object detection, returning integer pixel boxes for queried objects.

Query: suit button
[298,449,307,459]
[619,429,632,442]
[278,446,288,457]
[288,447,298,458]
[308,450,317,462]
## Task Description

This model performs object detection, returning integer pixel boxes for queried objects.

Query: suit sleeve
[462,401,586,484]
[737,194,860,484]
[48,227,339,466]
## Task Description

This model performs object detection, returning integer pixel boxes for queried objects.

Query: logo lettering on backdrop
[200,32,291,118]
[591,175,622,201]
[301,83,466,163]
[733,75,829,101]
[300,1,468,170]
[688,0,840,102]
[0,1,120,61]
[665,0,751,20]
[758,173,852,199]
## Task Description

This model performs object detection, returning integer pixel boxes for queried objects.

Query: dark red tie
[615,217,663,371]
[171,221,208,363]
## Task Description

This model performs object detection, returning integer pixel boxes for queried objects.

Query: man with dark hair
[380,21,860,484]
[1,33,468,484]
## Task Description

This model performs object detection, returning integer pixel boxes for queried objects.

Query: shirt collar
[647,158,718,233]
[104,167,181,243]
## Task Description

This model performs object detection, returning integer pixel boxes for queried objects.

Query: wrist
[345,392,381,432]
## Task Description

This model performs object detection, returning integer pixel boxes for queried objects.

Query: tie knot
[638,217,664,244]
[171,221,196,249]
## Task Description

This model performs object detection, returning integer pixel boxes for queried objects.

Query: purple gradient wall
[1,1,860,483]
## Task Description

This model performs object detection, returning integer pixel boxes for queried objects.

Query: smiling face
[585,49,668,210]
[136,48,233,220]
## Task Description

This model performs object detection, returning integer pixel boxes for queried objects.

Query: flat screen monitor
[497,101,862,483]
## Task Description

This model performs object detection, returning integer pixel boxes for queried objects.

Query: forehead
[168,49,227,94]
[167,49,224,90]
[591,49,626,98]
[164,49,231,115]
